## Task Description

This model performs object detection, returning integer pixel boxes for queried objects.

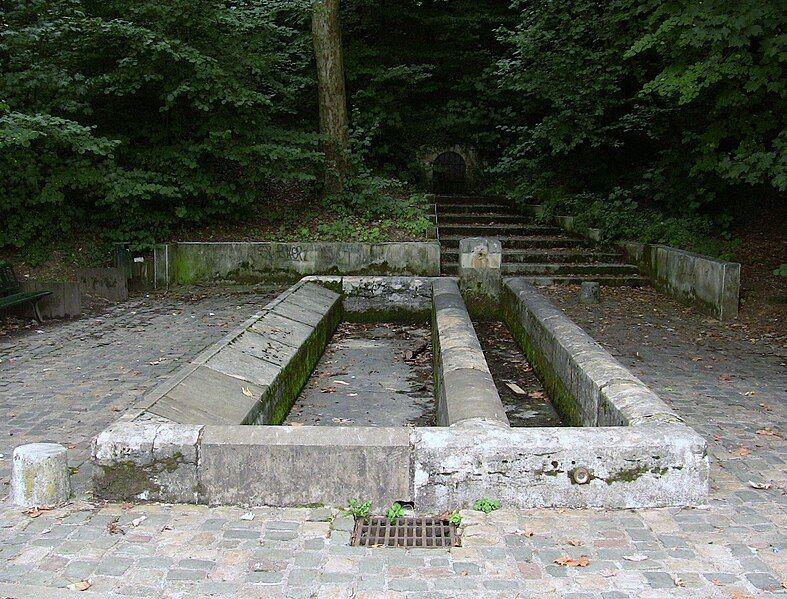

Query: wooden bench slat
[0,290,53,309]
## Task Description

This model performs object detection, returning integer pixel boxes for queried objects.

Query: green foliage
[385,502,405,524]
[493,0,786,245]
[539,189,739,259]
[448,511,462,526]
[774,265,787,278]
[347,499,372,519]
[1,0,320,254]
[472,498,501,514]
[342,0,515,175]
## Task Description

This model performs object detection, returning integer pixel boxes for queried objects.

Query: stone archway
[432,151,466,194]
[420,145,476,194]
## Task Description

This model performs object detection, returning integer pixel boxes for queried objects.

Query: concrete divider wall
[502,277,680,427]
[18,281,81,319]
[154,242,441,286]
[431,279,509,426]
[304,275,436,321]
[76,267,128,302]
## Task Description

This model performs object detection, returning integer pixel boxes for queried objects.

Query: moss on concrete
[343,306,430,324]
[501,287,582,426]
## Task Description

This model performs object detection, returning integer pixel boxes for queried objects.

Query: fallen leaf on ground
[554,556,589,567]
[566,539,582,546]
[289,422,305,428]
[731,446,751,456]
[748,481,772,490]
[25,506,52,518]
[67,581,91,591]
[505,382,527,395]
[120,502,134,510]
[67,443,77,449]
[760,403,772,411]
[731,594,755,599]
[622,554,649,562]
[673,575,684,587]
[756,429,780,437]
[718,373,733,382]
[529,390,545,400]
[241,387,253,397]
[240,512,254,521]
[321,386,336,393]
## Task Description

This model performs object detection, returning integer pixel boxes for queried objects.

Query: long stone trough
[93,276,708,509]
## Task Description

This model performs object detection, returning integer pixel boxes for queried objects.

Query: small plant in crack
[448,511,462,526]
[386,502,405,523]
[347,499,372,519]
[473,498,501,514]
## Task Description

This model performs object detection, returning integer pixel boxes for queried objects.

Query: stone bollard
[580,281,601,304]
[11,443,71,507]
[458,237,502,300]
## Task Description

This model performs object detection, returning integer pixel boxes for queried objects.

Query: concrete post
[11,443,70,507]
[580,281,601,304]
[458,237,502,302]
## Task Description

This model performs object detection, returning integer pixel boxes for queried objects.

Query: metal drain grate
[351,516,459,548]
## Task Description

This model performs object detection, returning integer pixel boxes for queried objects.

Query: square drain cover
[351,516,459,548]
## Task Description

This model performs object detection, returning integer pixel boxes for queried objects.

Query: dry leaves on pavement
[554,556,589,567]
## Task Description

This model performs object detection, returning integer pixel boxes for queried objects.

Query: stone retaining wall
[551,212,740,321]
[153,242,441,286]
[620,242,740,321]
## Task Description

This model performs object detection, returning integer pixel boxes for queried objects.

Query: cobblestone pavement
[0,284,785,598]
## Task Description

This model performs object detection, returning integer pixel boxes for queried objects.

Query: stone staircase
[436,195,647,285]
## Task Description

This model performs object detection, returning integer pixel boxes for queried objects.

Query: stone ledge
[503,277,679,427]
[155,241,441,286]
[412,420,708,510]
[92,419,708,509]
[432,278,509,426]
[124,279,341,426]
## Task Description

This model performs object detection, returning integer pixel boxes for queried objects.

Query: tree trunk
[312,0,349,195]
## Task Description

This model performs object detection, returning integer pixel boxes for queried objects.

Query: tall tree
[312,0,349,194]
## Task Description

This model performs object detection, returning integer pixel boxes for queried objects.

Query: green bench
[0,261,52,322]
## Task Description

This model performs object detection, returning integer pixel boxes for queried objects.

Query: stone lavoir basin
[92,276,708,510]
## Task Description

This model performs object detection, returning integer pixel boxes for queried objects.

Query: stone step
[440,248,622,264]
[436,203,511,214]
[440,262,646,286]
[438,223,563,237]
[440,262,639,277]
[440,235,591,249]
[434,194,507,206]
[516,275,649,287]
[437,213,533,225]
[500,263,640,276]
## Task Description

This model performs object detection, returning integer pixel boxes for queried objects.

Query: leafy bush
[1,0,320,256]
[493,0,786,242]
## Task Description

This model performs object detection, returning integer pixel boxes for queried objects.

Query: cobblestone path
[0,284,784,598]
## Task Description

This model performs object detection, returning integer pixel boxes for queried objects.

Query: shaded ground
[0,284,784,597]
[472,319,563,427]
[731,206,787,339]
[284,322,434,427]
